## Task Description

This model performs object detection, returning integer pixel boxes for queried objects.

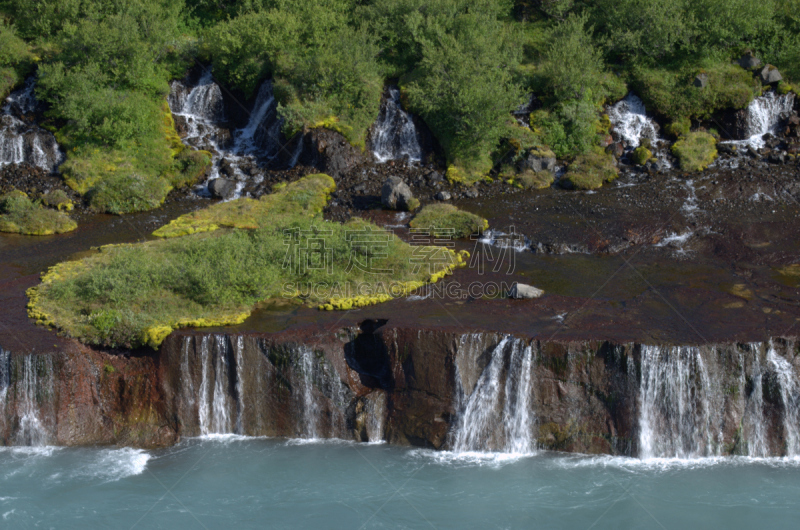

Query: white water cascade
[197,335,236,435]
[452,337,537,454]
[735,92,795,149]
[637,343,800,459]
[0,351,53,446]
[0,78,64,172]
[168,70,285,197]
[369,86,423,164]
[607,93,663,149]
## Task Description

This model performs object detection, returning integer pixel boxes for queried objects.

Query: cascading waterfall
[737,92,795,149]
[0,351,53,446]
[452,337,537,454]
[299,346,320,439]
[637,343,800,459]
[607,93,662,149]
[197,335,235,435]
[168,70,285,197]
[369,86,423,164]
[0,77,64,172]
[364,392,387,443]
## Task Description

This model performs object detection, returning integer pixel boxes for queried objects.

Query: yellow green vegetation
[28,175,462,348]
[0,21,34,99]
[0,190,77,235]
[154,174,336,238]
[631,146,653,166]
[515,169,554,189]
[559,148,619,190]
[664,117,691,139]
[41,189,74,211]
[409,204,488,239]
[671,132,717,171]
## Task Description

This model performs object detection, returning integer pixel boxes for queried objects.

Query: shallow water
[2,438,800,528]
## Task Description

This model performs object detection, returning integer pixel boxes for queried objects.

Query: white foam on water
[0,446,61,458]
[74,448,151,482]
[409,448,533,468]
[607,94,662,148]
[551,454,800,472]
[478,229,531,253]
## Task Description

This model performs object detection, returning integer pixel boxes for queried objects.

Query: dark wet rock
[693,73,709,89]
[508,282,544,299]
[768,151,786,164]
[464,188,479,199]
[518,148,557,173]
[208,177,236,199]
[295,128,365,177]
[738,51,762,70]
[381,176,414,210]
[718,143,738,156]
[435,191,452,201]
[427,171,445,185]
[606,142,625,159]
[761,65,783,84]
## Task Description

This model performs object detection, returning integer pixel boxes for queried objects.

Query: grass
[516,169,554,189]
[57,101,211,215]
[559,148,619,190]
[671,132,717,171]
[631,146,652,166]
[28,175,465,348]
[0,190,77,235]
[409,204,488,239]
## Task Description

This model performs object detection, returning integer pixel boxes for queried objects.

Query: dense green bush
[0,20,33,98]
[671,131,717,171]
[0,190,77,235]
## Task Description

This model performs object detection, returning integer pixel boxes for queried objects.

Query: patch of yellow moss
[154,174,336,238]
[142,311,251,348]
[26,260,89,326]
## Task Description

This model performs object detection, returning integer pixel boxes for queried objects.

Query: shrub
[0,190,77,235]
[409,204,488,239]
[664,117,692,138]
[559,148,618,190]
[532,96,599,158]
[517,169,555,189]
[0,21,34,98]
[671,131,717,171]
[88,172,172,215]
[41,189,74,211]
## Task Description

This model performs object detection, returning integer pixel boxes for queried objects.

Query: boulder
[693,73,709,89]
[463,188,479,199]
[434,191,452,201]
[761,65,783,85]
[294,128,365,176]
[518,148,557,173]
[606,142,624,159]
[508,282,544,299]
[738,51,761,70]
[381,176,414,210]
[208,178,236,200]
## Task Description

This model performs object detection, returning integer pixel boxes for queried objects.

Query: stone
[508,282,544,299]
[381,176,414,210]
[606,142,624,159]
[434,191,452,201]
[208,178,236,200]
[761,65,783,85]
[219,158,235,178]
[464,188,479,199]
[518,148,557,173]
[738,51,761,70]
[427,171,445,184]
[717,143,738,156]
[693,73,709,89]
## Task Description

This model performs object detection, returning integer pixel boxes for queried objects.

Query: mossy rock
[671,132,717,172]
[517,169,554,189]
[42,189,74,212]
[664,117,691,139]
[409,203,488,239]
[631,146,653,166]
[560,149,619,191]
[0,190,77,235]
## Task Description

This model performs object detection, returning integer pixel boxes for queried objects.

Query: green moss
[560,148,619,190]
[777,82,795,95]
[631,146,653,166]
[88,172,172,215]
[671,132,717,172]
[409,204,488,239]
[154,174,336,238]
[664,117,691,139]
[29,175,459,348]
[0,190,77,235]
[41,189,74,212]
[516,169,554,189]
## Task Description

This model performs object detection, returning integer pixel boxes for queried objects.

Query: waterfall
[638,346,720,459]
[452,337,537,454]
[607,93,662,148]
[739,92,795,149]
[168,70,284,197]
[299,346,320,439]
[767,344,800,455]
[197,335,235,435]
[0,78,64,172]
[369,86,423,164]
[364,391,387,443]
[0,352,53,446]
[743,345,768,457]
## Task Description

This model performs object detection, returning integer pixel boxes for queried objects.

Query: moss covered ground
[409,204,488,239]
[0,190,77,235]
[28,175,465,348]
[671,132,718,171]
[559,148,619,190]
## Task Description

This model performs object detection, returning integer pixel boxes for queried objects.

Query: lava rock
[738,51,762,70]
[464,188,479,199]
[717,143,738,156]
[760,65,783,84]
[606,142,625,159]
[434,191,452,201]
[693,73,709,89]
[508,282,544,299]
[381,176,414,210]
[208,178,236,200]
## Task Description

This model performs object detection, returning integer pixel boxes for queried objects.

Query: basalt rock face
[0,347,176,447]
[4,327,800,458]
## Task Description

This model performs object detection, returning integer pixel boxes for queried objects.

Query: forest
[1,0,798,209]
